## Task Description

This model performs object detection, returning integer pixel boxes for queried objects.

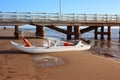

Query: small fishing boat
[10,38,91,53]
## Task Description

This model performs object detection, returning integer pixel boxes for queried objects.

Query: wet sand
[1,28,120,80]
[37,52,120,80]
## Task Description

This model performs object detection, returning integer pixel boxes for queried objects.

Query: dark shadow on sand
[0,36,15,39]
[0,50,29,54]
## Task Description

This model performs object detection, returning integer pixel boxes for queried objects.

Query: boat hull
[10,41,91,53]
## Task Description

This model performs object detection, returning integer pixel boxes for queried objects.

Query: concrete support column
[74,25,80,39]
[36,25,45,37]
[94,28,98,39]
[67,26,72,40]
[14,25,20,39]
[101,26,104,40]
[107,26,111,40]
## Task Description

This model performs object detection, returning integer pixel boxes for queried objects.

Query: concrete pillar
[14,25,20,39]
[74,26,80,39]
[94,28,98,39]
[107,26,111,40]
[36,25,45,37]
[101,26,104,40]
[67,26,72,40]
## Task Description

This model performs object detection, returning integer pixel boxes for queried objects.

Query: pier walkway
[0,12,120,26]
[0,12,120,40]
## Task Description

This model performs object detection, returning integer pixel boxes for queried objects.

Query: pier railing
[0,12,120,23]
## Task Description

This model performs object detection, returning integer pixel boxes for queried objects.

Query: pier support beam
[94,28,98,39]
[67,26,72,40]
[107,26,111,40]
[94,26,112,40]
[36,25,45,37]
[101,26,104,40]
[14,25,20,39]
[74,26,80,39]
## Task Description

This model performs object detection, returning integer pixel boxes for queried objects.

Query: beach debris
[32,55,65,67]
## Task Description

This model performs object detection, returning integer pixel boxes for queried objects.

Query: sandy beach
[0,28,41,80]
[0,28,120,80]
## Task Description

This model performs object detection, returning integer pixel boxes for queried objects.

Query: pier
[0,12,120,40]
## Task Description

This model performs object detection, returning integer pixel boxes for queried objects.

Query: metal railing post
[116,14,118,22]
[106,14,108,22]
[45,12,47,21]
[31,12,33,21]
[84,14,87,22]
[73,13,75,21]
[95,14,97,22]
[59,13,61,21]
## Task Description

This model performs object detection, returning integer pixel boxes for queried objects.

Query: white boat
[10,38,91,53]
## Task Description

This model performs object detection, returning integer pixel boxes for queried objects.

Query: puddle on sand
[32,55,65,67]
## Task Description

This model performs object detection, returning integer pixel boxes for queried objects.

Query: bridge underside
[12,24,119,40]
[1,21,120,26]
[0,21,120,40]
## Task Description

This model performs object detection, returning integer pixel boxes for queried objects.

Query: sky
[0,0,120,14]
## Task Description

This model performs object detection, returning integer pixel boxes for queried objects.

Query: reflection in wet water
[93,40,112,48]
[90,40,120,59]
